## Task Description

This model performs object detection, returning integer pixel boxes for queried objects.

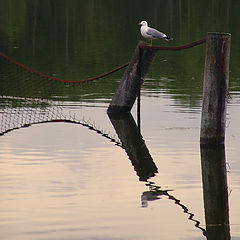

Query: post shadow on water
[107,111,206,234]
[200,144,231,240]
[108,111,158,181]
[108,110,231,238]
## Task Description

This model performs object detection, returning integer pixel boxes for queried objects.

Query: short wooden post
[200,33,231,145]
[107,41,156,113]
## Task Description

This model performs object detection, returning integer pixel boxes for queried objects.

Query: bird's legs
[148,39,152,46]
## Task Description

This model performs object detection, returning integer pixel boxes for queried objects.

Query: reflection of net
[0,97,120,146]
[0,97,62,135]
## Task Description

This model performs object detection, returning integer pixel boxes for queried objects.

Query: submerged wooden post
[200,33,231,145]
[107,41,156,113]
[108,112,158,181]
[200,145,230,239]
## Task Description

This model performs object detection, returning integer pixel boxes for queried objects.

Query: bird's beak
[138,22,141,26]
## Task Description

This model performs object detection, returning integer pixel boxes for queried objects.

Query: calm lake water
[0,1,240,239]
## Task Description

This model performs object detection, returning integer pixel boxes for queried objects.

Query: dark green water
[0,1,240,239]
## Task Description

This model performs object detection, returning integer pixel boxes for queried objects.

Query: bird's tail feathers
[164,36,173,41]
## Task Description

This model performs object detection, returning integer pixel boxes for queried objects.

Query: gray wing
[146,27,167,39]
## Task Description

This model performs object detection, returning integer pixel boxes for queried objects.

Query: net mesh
[0,38,206,136]
[0,52,120,143]
[0,51,206,233]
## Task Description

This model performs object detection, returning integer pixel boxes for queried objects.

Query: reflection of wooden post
[200,33,231,145]
[107,41,156,113]
[108,112,158,181]
[200,146,230,240]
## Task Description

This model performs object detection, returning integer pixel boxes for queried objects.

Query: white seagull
[138,21,173,45]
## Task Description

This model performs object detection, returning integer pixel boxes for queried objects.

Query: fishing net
[0,52,126,140]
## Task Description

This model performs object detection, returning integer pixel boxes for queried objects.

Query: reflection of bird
[138,21,173,45]
[141,191,163,208]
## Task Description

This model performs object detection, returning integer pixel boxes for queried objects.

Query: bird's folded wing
[146,27,166,38]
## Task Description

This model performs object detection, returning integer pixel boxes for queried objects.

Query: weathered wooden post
[200,32,231,145]
[107,41,156,113]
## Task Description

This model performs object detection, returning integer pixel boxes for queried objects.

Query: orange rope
[0,38,206,83]
[140,38,206,50]
[0,51,129,83]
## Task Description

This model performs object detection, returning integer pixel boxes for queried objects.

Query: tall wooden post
[200,33,231,145]
[107,41,156,113]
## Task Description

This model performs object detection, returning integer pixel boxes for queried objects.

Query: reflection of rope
[144,181,206,236]
[166,192,206,235]
[0,52,129,83]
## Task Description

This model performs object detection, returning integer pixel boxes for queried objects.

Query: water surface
[0,1,240,239]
